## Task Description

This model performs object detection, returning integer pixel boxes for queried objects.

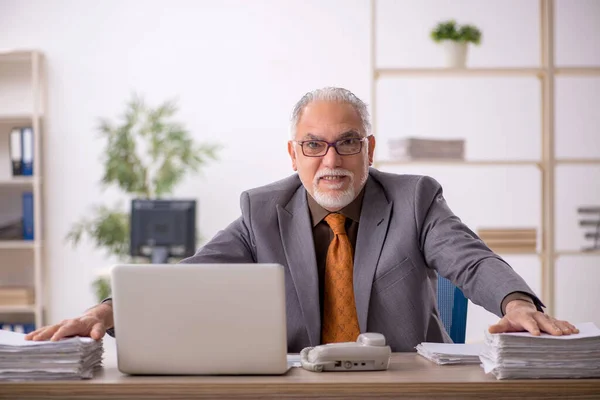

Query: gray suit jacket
[181,168,540,352]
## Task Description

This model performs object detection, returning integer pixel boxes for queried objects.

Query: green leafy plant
[430,20,482,45]
[66,94,220,302]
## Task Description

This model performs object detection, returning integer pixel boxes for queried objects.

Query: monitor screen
[130,199,196,263]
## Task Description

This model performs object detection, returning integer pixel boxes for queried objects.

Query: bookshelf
[370,0,600,315]
[0,50,45,330]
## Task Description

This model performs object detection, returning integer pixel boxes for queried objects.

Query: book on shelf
[387,137,465,161]
[0,219,23,240]
[0,193,34,241]
[8,127,34,177]
[22,192,34,240]
[577,206,600,251]
[0,287,34,306]
[577,206,600,214]
[9,129,21,176]
[477,227,537,236]
[0,324,36,334]
[477,227,537,253]
[477,228,536,240]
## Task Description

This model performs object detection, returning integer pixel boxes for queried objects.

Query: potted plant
[430,20,482,68]
[66,94,220,302]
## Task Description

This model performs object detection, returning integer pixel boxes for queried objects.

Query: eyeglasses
[293,136,371,157]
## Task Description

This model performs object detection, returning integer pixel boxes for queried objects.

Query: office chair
[436,275,468,343]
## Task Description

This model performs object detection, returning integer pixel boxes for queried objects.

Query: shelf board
[0,176,38,187]
[0,240,37,249]
[556,158,600,165]
[0,305,36,314]
[375,67,543,78]
[0,50,34,63]
[556,250,600,257]
[374,67,600,78]
[375,160,540,167]
[555,67,600,76]
[0,114,34,124]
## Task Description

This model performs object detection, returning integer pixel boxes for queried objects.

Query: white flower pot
[442,41,468,68]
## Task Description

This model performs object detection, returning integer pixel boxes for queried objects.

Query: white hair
[289,87,372,140]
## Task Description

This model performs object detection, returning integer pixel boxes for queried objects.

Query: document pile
[416,342,483,365]
[480,322,600,380]
[0,329,103,381]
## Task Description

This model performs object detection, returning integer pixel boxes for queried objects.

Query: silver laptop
[110,263,289,375]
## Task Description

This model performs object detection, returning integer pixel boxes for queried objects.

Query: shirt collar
[306,186,365,227]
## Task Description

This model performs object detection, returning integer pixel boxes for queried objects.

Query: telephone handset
[300,333,392,372]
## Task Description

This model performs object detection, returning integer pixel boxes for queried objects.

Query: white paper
[416,342,484,365]
[0,329,103,381]
[479,322,600,380]
[287,354,301,368]
[0,329,95,347]
[418,342,483,356]
[491,321,600,340]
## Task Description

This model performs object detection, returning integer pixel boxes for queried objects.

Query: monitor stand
[151,247,169,264]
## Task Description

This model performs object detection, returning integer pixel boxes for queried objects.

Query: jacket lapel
[276,186,321,346]
[354,176,393,333]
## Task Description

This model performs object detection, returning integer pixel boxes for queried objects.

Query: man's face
[288,100,376,211]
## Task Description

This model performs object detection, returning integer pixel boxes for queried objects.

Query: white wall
[0,0,598,343]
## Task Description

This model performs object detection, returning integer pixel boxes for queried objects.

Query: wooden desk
[1,353,599,400]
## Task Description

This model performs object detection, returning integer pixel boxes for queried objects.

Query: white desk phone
[300,333,392,372]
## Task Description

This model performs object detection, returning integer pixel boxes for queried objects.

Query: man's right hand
[24,302,113,342]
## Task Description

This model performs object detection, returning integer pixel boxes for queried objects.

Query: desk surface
[2,353,600,400]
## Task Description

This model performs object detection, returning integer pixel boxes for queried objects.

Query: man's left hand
[488,299,579,336]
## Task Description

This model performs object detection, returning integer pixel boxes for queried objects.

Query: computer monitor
[130,199,196,264]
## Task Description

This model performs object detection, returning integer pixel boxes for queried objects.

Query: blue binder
[21,127,33,176]
[22,192,34,240]
[0,323,36,334]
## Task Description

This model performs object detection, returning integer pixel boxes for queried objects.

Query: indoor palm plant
[66,94,220,302]
[431,20,482,68]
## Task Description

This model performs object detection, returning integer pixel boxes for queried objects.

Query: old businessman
[26,87,578,351]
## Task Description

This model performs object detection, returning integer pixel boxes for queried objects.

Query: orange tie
[321,213,360,344]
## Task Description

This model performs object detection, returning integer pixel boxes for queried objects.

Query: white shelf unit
[0,50,45,329]
[370,0,600,315]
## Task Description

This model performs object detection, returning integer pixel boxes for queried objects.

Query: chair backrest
[436,275,468,343]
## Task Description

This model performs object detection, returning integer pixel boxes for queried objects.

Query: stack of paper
[0,329,103,381]
[416,342,483,365]
[480,322,600,380]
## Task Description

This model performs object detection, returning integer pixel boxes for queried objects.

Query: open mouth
[319,175,348,187]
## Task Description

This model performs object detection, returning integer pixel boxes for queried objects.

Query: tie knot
[325,213,347,235]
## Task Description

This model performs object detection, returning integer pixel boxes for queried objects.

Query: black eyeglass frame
[293,135,372,157]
